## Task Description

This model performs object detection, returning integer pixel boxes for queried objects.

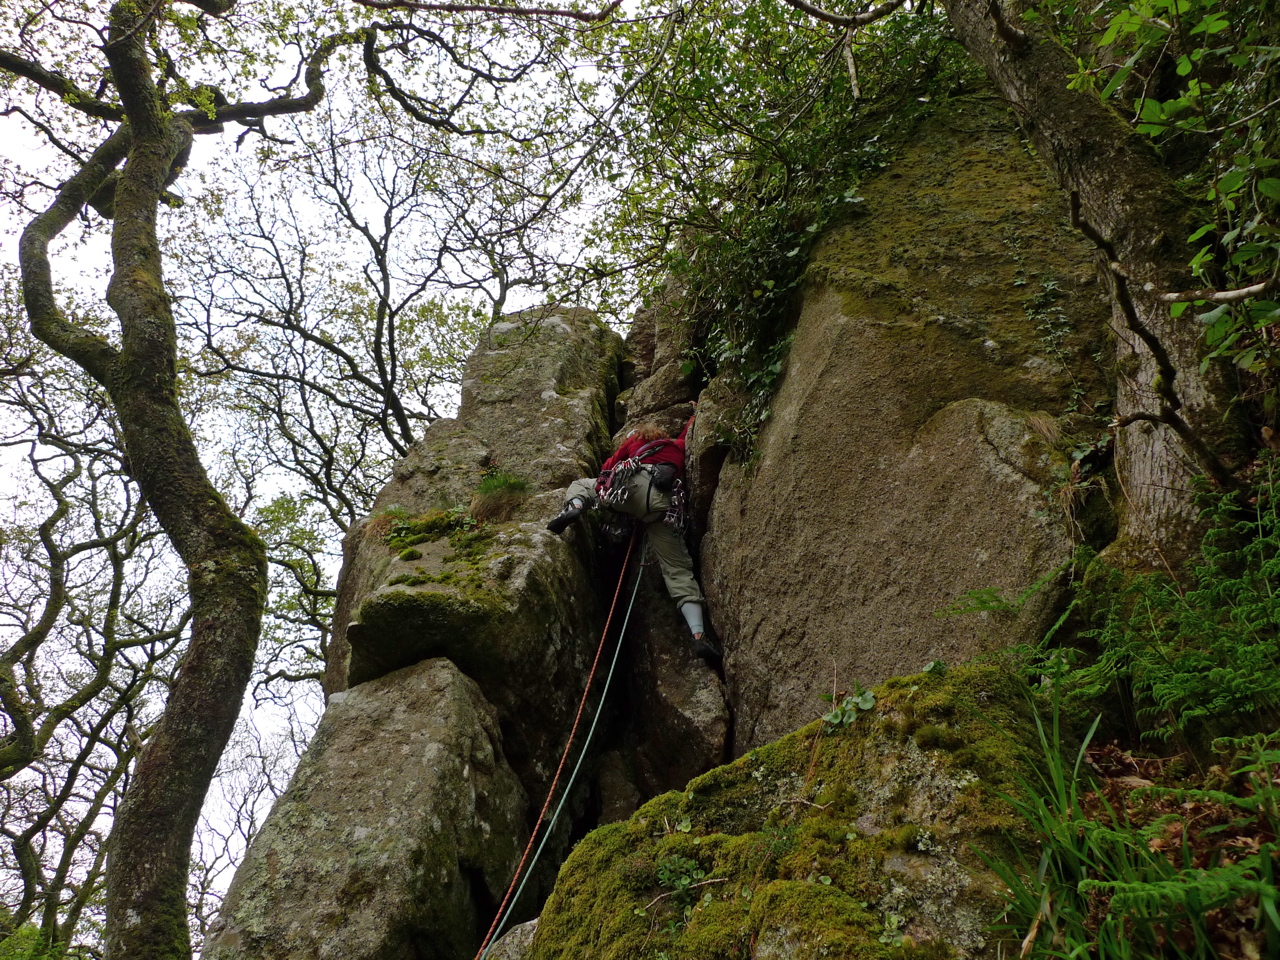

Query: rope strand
[473,526,643,959]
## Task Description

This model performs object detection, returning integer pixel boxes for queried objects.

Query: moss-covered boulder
[204,660,527,960]
[527,663,1033,960]
[702,107,1113,752]
[346,513,606,790]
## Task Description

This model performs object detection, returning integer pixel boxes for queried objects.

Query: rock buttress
[212,309,625,957]
[700,106,1113,752]
[204,660,527,960]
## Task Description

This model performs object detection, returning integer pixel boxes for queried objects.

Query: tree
[6,0,1269,953]
[2,0,628,955]
[0,272,191,955]
[928,0,1270,570]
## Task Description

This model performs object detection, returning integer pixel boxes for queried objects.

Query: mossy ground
[529,663,1036,960]
[384,508,472,551]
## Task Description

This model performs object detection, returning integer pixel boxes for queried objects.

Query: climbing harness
[474,528,646,960]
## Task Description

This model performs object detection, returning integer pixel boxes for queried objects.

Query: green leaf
[1102,50,1143,98]
[1258,178,1280,201]
[1198,303,1229,325]
[1219,169,1248,195]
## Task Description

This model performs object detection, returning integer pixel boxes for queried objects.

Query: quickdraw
[664,477,687,532]
[597,457,643,507]
[595,436,686,528]
[596,463,686,532]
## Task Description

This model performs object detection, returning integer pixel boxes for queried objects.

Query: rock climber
[547,409,714,657]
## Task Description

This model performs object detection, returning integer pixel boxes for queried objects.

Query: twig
[842,26,861,99]
[781,0,907,28]
[639,876,730,914]
[781,797,831,810]
[1071,195,1180,410]
[1154,275,1279,304]
[1197,94,1280,135]
[352,0,622,21]
[804,726,824,786]
[986,0,1028,49]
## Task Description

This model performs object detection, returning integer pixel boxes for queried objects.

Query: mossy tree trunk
[17,3,268,957]
[940,0,1242,572]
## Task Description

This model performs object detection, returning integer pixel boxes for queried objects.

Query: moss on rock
[529,663,1034,960]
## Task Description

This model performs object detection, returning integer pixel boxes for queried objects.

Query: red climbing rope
[473,526,642,960]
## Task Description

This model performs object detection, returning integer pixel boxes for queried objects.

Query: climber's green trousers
[565,471,704,610]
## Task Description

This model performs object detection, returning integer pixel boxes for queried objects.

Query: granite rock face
[204,660,527,960]
[212,310,625,959]
[486,919,539,960]
[210,106,1122,959]
[459,308,622,490]
[213,307,738,958]
[701,112,1112,752]
[324,309,623,700]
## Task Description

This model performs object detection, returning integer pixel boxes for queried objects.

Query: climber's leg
[548,478,599,534]
[679,599,704,636]
[563,477,600,508]
[645,517,704,613]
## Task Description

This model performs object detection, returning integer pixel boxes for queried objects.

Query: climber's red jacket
[601,414,694,474]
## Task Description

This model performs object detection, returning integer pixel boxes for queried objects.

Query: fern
[990,714,1280,958]
[1071,455,1280,744]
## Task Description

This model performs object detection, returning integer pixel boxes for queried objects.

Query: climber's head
[629,424,667,443]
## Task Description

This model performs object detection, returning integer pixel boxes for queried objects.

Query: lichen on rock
[325,309,623,700]
[700,106,1113,753]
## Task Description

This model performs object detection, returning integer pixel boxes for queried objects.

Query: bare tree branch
[986,0,1028,49]
[18,129,128,387]
[780,0,906,28]
[353,0,622,23]
[0,50,126,121]
[1154,275,1280,304]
